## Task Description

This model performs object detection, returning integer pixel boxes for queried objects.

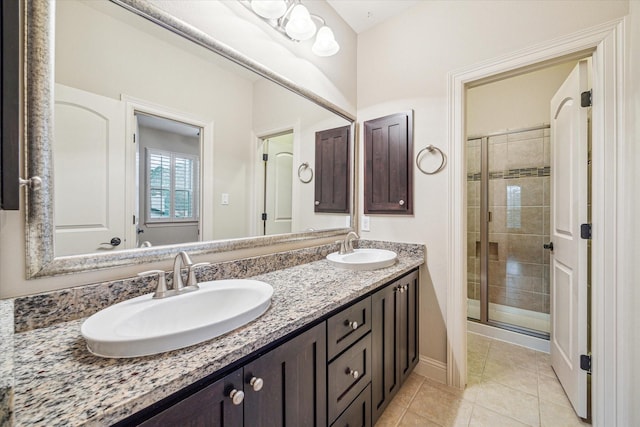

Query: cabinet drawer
[331,383,371,427]
[327,297,371,360]
[328,333,372,422]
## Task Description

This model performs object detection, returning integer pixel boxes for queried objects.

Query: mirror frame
[24,0,357,278]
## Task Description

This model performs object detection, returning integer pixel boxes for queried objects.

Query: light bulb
[312,26,339,56]
[285,4,316,41]
[251,0,287,20]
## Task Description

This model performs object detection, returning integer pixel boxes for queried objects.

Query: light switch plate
[221,193,229,205]
[361,215,370,232]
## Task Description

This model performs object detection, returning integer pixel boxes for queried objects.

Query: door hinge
[261,213,267,221]
[132,215,136,225]
[262,153,268,162]
[580,223,592,239]
[581,90,592,107]
[133,133,136,143]
[580,354,592,373]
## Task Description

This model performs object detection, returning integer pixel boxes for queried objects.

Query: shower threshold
[467,299,550,337]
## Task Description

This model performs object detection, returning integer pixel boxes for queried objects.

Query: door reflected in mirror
[52,0,351,257]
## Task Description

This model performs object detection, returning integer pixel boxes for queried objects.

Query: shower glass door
[467,126,551,337]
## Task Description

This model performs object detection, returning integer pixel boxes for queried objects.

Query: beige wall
[356,0,629,365]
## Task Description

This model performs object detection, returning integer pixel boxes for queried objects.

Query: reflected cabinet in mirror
[24,0,355,278]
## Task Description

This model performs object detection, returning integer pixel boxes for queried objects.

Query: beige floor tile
[392,373,426,408]
[539,399,590,427]
[375,400,407,427]
[470,404,532,427]
[408,381,474,426]
[398,410,442,427]
[468,350,487,376]
[483,359,539,396]
[538,373,573,408]
[536,353,557,379]
[463,374,482,403]
[486,346,539,374]
[475,381,540,426]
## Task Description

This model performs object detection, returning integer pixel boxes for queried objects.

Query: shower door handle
[543,242,554,251]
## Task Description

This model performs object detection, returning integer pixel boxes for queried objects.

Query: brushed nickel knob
[249,377,264,392]
[346,320,358,330]
[229,389,244,405]
[346,368,359,379]
[315,201,320,206]
[399,200,405,206]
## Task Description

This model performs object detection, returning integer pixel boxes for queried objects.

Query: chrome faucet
[173,251,194,292]
[339,231,359,254]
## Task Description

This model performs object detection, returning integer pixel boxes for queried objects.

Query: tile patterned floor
[375,333,590,427]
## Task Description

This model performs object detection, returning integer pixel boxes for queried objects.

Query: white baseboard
[414,355,447,384]
[467,320,550,353]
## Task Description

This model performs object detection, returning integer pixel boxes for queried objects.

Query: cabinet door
[140,369,243,427]
[330,384,371,427]
[314,125,350,213]
[371,283,400,424]
[364,112,413,215]
[243,322,327,427]
[398,271,419,383]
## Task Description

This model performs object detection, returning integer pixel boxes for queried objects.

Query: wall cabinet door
[139,368,244,427]
[314,125,350,213]
[364,112,413,215]
[243,322,327,427]
[371,270,419,424]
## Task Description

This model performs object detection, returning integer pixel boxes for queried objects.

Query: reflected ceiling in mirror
[24,0,355,277]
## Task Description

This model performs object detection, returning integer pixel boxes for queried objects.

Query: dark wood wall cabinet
[118,269,419,427]
[1,0,20,210]
[314,125,350,213]
[364,112,414,215]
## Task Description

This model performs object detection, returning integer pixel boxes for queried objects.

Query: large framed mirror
[24,0,356,278]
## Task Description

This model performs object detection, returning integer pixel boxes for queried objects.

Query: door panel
[264,133,293,235]
[54,84,126,256]
[550,60,588,418]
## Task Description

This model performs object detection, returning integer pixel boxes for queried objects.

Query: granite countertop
[9,247,424,426]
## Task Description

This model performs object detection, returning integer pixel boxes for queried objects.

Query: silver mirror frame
[24,0,357,278]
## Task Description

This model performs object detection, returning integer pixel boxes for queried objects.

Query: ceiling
[326,0,421,34]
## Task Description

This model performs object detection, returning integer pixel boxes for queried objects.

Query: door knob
[543,242,554,251]
[101,237,121,246]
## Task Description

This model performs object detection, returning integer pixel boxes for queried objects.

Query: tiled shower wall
[467,127,551,314]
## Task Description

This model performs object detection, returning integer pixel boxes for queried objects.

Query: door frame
[447,18,625,426]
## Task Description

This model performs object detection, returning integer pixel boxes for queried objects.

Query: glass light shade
[285,4,316,41]
[312,26,340,57]
[250,0,287,20]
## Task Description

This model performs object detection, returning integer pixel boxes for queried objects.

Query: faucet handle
[335,240,347,255]
[186,262,210,288]
[137,270,169,298]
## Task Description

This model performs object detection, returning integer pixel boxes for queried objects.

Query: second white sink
[326,248,397,271]
[81,279,273,358]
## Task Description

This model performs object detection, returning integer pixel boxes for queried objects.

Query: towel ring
[416,145,446,175]
[297,162,314,183]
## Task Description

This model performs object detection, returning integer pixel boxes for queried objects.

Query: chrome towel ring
[416,145,446,175]
[298,162,314,183]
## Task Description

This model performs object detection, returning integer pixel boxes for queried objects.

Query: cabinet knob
[229,389,244,405]
[346,368,359,379]
[399,200,405,206]
[346,320,358,330]
[315,201,320,206]
[249,376,264,392]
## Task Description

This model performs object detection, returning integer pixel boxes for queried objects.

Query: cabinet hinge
[580,223,592,239]
[261,213,267,221]
[262,153,268,162]
[580,354,592,373]
[581,90,592,107]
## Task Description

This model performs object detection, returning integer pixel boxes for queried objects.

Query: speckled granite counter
[6,242,424,426]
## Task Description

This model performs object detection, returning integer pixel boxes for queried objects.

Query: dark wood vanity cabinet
[123,269,419,427]
[364,112,413,215]
[243,322,327,426]
[371,270,419,424]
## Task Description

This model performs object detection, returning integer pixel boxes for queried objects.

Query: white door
[54,84,127,256]
[549,61,589,418]
[264,133,293,235]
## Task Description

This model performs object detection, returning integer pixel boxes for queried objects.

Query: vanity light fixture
[244,0,340,57]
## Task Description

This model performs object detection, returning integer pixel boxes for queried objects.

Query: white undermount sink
[81,279,273,358]
[326,248,397,271]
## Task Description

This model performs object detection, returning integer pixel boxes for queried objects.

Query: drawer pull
[346,320,358,330]
[229,389,244,405]
[346,368,359,379]
[249,376,264,392]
